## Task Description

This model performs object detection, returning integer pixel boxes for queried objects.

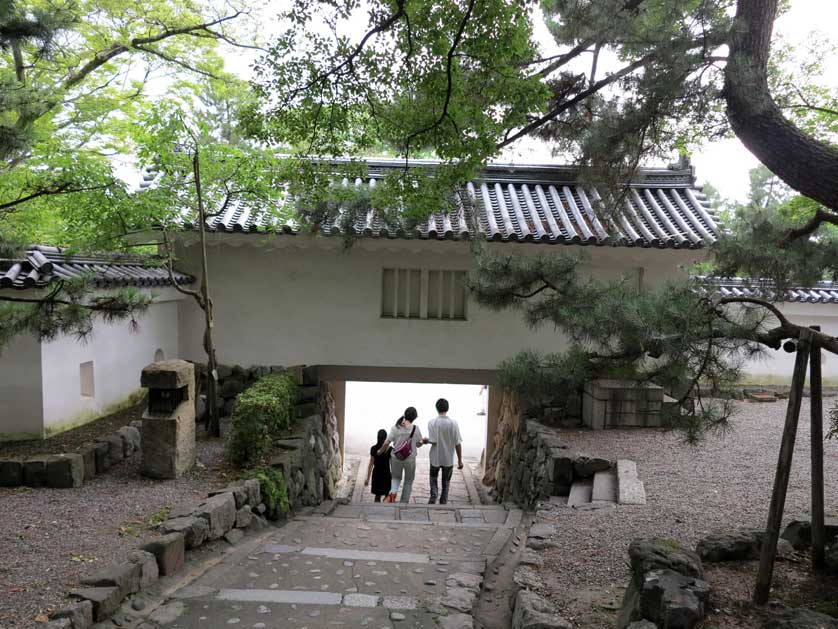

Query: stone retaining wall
[0,422,142,489]
[48,480,269,627]
[483,389,609,509]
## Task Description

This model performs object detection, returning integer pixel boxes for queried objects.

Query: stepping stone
[617,459,646,505]
[591,470,617,502]
[567,480,593,507]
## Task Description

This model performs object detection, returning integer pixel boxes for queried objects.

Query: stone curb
[0,421,143,490]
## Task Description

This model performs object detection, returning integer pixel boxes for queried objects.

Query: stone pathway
[134,460,522,628]
[350,456,480,506]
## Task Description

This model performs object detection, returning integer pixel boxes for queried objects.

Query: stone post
[140,360,195,479]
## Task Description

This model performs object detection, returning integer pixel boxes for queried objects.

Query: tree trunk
[193,148,222,437]
[724,0,838,212]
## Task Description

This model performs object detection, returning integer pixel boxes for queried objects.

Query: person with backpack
[377,406,423,503]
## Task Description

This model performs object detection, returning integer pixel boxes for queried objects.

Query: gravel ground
[0,430,232,628]
[534,399,838,628]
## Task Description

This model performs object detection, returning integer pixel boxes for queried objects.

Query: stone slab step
[591,470,617,502]
[567,480,593,507]
[616,459,646,505]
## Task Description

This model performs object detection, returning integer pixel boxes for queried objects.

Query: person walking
[377,407,423,503]
[423,398,463,505]
[364,429,392,503]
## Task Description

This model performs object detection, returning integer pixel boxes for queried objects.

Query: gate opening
[344,381,487,459]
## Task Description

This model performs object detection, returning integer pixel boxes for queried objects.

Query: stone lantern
[140,359,195,479]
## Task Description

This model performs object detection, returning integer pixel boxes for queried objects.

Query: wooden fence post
[810,325,826,570]
[754,328,811,605]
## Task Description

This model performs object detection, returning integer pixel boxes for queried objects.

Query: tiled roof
[200,160,719,249]
[711,278,838,305]
[0,245,193,291]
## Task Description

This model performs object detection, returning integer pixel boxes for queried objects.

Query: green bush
[242,467,290,519]
[228,373,297,465]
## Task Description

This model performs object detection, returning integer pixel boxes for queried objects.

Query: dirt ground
[0,413,233,628]
[532,398,838,628]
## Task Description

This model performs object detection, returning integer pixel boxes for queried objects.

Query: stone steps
[567,479,593,507]
[616,459,647,505]
[591,470,617,502]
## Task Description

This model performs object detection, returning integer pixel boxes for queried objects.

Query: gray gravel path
[0,437,229,628]
[534,399,838,627]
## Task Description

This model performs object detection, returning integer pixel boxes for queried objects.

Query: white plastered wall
[0,333,44,440]
[739,302,838,384]
[176,236,706,370]
[38,291,183,436]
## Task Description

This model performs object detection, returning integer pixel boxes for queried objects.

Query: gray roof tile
[710,277,838,305]
[0,245,193,291]
[198,160,719,249]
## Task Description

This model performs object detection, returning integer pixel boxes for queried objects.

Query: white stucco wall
[0,333,44,440]
[39,293,183,435]
[177,236,706,371]
[738,302,838,383]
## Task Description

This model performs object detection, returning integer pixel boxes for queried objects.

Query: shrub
[242,467,290,519]
[228,373,297,465]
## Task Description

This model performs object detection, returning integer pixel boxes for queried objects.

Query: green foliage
[469,251,766,442]
[242,466,290,519]
[0,277,151,350]
[228,373,298,466]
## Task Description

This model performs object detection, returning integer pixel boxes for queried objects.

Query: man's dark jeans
[430,465,454,504]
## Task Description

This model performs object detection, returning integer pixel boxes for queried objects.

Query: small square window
[381,268,421,318]
[382,269,467,320]
[80,361,95,398]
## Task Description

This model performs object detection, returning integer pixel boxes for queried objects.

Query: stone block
[127,550,159,589]
[160,516,208,549]
[117,426,141,458]
[93,442,111,473]
[209,485,246,509]
[573,455,611,478]
[104,434,125,466]
[628,538,704,588]
[129,419,143,431]
[141,533,185,576]
[80,447,97,481]
[80,560,142,598]
[46,453,85,488]
[45,618,71,628]
[512,589,572,629]
[23,455,50,486]
[69,586,123,622]
[141,415,195,479]
[50,600,93,628]
[194,492,236,539]
[140,359,193,389]
[638,569,710,629]
[697,530,765,562]
[244,479,261,506]
[235,506,252,529]
[781,516,838,551]
[0,459,22,487]
[224,528,244,545]
[297,385,320,403]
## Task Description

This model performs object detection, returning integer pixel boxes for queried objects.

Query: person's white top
[427,415,462,468]
[387,422,423,460]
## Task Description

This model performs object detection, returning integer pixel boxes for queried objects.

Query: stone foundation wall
[483,388,610,509]
[270,378,343,510]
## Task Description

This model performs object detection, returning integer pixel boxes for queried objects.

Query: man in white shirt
[423,398,463,505]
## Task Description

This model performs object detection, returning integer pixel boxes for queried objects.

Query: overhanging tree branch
[724,0,838,213]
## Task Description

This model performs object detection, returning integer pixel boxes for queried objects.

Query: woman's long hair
[376,429,387,448]
[395,406,418,427]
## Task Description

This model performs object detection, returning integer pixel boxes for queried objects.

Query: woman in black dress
[364,429,392,502]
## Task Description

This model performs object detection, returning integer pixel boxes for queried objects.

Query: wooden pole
[810,325,826,570]
[754,327,811,605]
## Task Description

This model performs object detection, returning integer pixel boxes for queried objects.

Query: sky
[217,0,837,205]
